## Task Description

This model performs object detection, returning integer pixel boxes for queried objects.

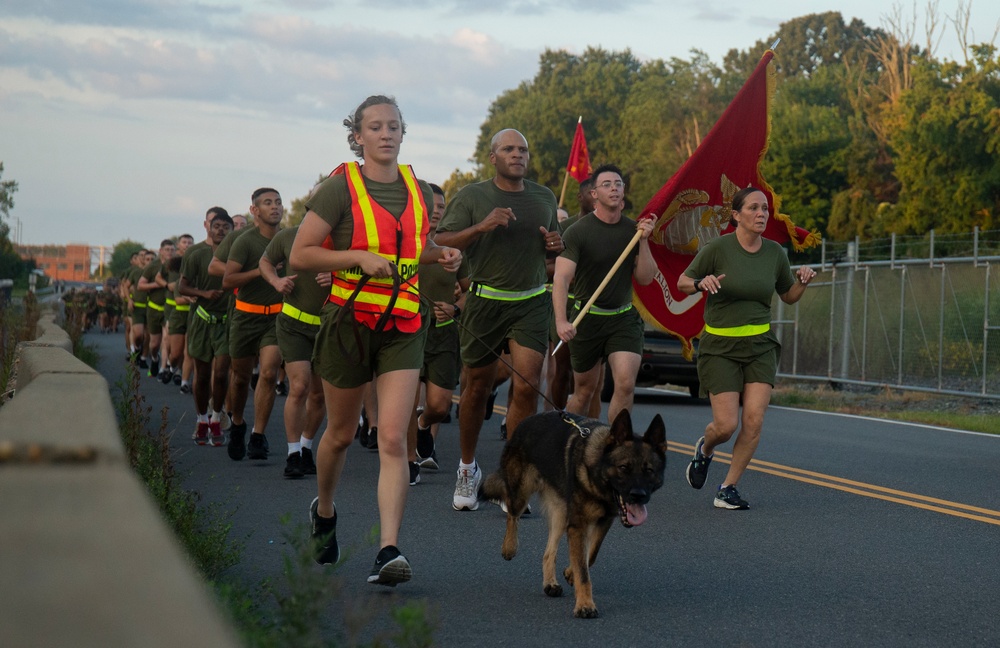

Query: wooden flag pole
[558,169,571,208]
[552,227,644,356]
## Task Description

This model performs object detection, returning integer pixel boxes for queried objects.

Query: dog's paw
[501,537,518,561]
[573,605,599,619]
[563,566,574,587]
[543,583,563,597]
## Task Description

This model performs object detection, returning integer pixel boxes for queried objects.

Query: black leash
[338,262,590,436]
[334,266,402,365]
[397,271,575,419]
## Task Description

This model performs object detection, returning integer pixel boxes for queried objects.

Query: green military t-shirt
[182,245,228,314]
[213,227,253,264]
[129,265,148,302]
[228,227,282,305]
[175,241,207,302]
[264,226,328,315]
[561,213,640,310]
[419,256,469,305]
[141,260,165,306]
[436,179,558,292]
[684,233,795,357]
[306,170,433,252]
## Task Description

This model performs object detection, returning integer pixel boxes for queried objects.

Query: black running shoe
[367,545,412,586]
[484,389,498,420]
[250,371,259,391]
[714,484,750,510]
[417,448,438,471]
[247,433,269,460]
[499,417,508,441]
[138,357,149,370]
[408,461,420,486]
[179,383,192,395]
[275,381,287,396]
[147,364,159,379]
[227,422,247,461]
[686,436,713,490]
[173,373,182,386]
[310,498,340,565]
[300,447,317,475]
[158,368,172,384]
[361,426,378,451]
[284,452,303,479]
[416,425,434,460]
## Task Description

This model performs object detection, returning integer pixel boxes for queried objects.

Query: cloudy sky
[2,0,997,250]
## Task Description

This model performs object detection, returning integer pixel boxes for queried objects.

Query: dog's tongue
[625,503,647,526]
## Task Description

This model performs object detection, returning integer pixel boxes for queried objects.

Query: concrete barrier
[0,315,241,648]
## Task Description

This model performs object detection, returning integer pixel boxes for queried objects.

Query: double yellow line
[668,441,1000,527]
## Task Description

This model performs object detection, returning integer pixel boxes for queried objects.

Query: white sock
[288,442,301,455]
[301,437,314,450]
[181,380,190,387]
[197,413,209,423]
[459,460,477,472]
[211,410,222,423]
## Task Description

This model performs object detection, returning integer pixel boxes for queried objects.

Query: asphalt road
[90,329,1000,647]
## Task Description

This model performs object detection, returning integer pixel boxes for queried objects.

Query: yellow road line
[667,441,1000,526]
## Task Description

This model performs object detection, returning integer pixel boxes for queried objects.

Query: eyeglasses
[597,180,624,189]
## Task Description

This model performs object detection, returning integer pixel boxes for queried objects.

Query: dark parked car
[601,324,700,400]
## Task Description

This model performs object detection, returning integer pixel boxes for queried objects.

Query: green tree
[468,47,644,213]
[0,162,25,283]
[109,240,146,278]
[763,65,853,234]
[887,45,1000,233]
[282,175,327,228]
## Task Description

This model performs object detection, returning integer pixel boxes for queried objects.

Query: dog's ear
[608,409,633,445]
[643,414,667,453]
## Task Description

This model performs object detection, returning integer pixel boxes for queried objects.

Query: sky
[2,0,998,253]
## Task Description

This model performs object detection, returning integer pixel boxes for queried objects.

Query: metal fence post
[938,265,946,390]
[898,265,907,387]
[984,262,992,395]
[840,242,856,379]
[862,266,870,382]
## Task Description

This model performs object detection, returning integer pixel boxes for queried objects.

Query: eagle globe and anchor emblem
[646,174,743,316]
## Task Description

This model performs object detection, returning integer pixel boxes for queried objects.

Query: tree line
[440,9,999,246]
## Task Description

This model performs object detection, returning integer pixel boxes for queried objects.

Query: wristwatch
[453,305,462,318]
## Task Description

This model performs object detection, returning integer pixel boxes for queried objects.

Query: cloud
[0,0,239,31]
[0,16,537,128]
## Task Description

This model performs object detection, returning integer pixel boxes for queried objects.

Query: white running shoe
[452,463,482,511]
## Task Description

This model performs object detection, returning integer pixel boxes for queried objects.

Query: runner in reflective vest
[324,161,427,333]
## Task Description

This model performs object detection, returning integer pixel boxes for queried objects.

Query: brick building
[18,244,92,282]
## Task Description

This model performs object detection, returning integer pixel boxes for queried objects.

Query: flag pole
[559,115,584,208]
[558,170,571,208]
[552,227,645,356]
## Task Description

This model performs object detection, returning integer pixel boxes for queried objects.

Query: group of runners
[114,93,816,587]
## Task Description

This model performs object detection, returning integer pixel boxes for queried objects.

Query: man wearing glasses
[551,164,656,423]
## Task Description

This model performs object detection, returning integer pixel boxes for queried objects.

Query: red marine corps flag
[559,116,592,207]
[632,48,820,358]
[566,116,591,182]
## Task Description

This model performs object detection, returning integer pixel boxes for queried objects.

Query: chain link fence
[773,229,1000,398]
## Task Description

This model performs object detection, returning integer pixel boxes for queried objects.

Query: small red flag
[566,118,591,183]
[632,50,820,359]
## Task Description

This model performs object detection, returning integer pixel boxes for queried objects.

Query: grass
[112,360,438,646]
[114,364,241,578]
[770,382,1000,435]
[0,293,39,407]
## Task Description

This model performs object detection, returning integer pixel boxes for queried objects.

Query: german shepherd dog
[480,409,666,618]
